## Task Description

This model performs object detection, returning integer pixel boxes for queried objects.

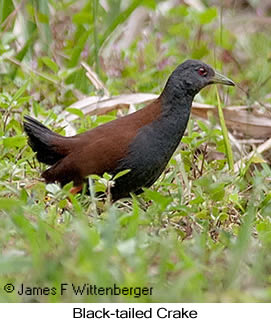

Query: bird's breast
[112,109,191,195]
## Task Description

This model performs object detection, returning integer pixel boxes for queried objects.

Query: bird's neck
[159,81,194,133]
[161,78,195,112]
[142,81,194,157]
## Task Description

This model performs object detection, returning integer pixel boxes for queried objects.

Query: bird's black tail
[23,115,67,165]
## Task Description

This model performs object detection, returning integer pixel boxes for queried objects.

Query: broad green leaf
[65,107,84,119]
[170,5,188,17]
[0,198,22,210]
[3,135,27,148]
[190,195,204,205]
[143,188,172,211]
[113,169,131,180]
[12,81,29,101]
[198,7,217,25]
[41,56,59,73]
[103,172,112,181]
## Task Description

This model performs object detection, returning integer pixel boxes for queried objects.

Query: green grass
[1,0,271,303]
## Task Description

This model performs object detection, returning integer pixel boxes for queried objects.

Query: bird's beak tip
[211,71,235,87]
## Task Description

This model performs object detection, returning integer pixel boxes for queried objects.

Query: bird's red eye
[198,67,207,76]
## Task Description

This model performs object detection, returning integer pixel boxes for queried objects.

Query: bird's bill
[210,71,235,86]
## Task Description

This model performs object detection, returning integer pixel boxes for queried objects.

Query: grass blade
[216,86,234,171]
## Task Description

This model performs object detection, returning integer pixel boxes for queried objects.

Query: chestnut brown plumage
[24,60,234,200]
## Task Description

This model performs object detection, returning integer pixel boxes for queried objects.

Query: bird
[24,59,234,201]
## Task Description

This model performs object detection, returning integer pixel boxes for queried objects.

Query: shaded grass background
[1,0,271,302]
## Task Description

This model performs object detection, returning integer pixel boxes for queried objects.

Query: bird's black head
[166,59,235,98]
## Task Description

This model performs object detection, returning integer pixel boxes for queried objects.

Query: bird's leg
[67,185,83,205]
[69,185,83,195]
